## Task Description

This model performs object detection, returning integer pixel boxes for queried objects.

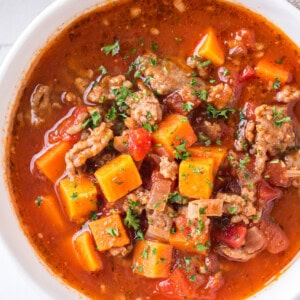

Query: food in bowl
[7,0,300,299]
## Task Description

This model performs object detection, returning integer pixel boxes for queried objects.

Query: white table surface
[0,0,299,299]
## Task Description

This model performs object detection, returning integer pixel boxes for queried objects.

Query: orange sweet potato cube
[169,225,209,254]
[36,141,72,183]
[197,28,225,66]
[73,231,103,272]
[89,214,130,252]
[169,215,210,254]
[94,154,142,202]
[256,59,290,85]
[153,114,197,158]
[37,194,68,231]
[188,146,227,175]
[58,176,98,223]
[179,157,214,199]
[132,240,173,278]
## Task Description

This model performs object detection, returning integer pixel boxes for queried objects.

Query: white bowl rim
[0,0,299,299]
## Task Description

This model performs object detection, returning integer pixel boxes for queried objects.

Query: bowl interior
[0,0,299,298]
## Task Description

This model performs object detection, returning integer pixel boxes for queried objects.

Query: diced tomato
[48,106,88,144]
[156,268,197,298]
[239,65,256,82]
[213,221,247,248]
[258,180,283,203]
[128,128,152,161]
[259,220,290,254]
[264,162,290,187]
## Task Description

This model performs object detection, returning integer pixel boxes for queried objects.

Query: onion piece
[145,224,170,242]
[188,199,224,219]
[147,179,172,212]
[286,169,300,178]
[173,0,186,13]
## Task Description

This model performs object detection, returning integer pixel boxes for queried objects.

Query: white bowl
[0,0,299,299]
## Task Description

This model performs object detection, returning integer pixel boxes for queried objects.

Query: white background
[0,0,299,299]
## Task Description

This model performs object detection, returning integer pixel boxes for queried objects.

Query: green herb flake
[98,65,108,75]
[229,206,237,214]
[106,228,119,237]
[101,40,120,56]
[189,275,196,282]
[199,60,212,68]
[207,105,235,119]
[70,192,78,200]
[107,106,117,121]
[182,101,194,112]
[275,56,284,65]
[35,196,43,207]
[151,42,158,52]
[272,77,281,90]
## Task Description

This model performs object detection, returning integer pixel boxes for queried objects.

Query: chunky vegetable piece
[94,154,142,202]
[89,214,130,252]
[255,59,291,85]
[196,28,225,66]
[188,199,224,219]
[58,176,97,223]
[179,157,214,199]
[73,231,103,272]
[36,141,71,182]
[153,114,197,158]
[169,215,210,254]
[128,128,152,161]
[36,195,68,231]
[188,146,227,175]
[132,240,173,278]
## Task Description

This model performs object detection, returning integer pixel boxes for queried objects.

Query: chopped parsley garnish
[229,206,238,214]
[98,65,108,75]
[70,192,78,200]
[199,206,207,215]
[168,192,188,204]
[199,60,212,67]
[141,246,150,259]
[151,42,158,52]
[193,89,208,101]
[90,211,98,221]
[189,275,196,282]
[101,39,120,56]
[143,122,158,133]
[196,244,208,252]
[275,56,284,64]
[207,105,235,119]
[35,196,43,207]
[107,105,117,121]
[173,139,191,160]
[272,77,281,90]
[124,209,144,240]
[272,107,291,127]
[239,155,250,170]
[112,86,131,111]
[82,110,102,129]
[223,68,231,76]
[106,227,119,237]
[182,101,194,112]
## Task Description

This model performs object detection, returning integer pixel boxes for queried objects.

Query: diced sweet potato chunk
[132,240,173,278]
[196,28,225,66]
[188,146,227,175]
[153,114,197,158]
[94,154,142,202]
[179,158,214,199]
[89,214,130,252]
[256,59,291,85]
[38,195,68,231]
[73,231,103,272]
[58,176,97,223]
[169,215,210,254]
[36,141,71,183]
